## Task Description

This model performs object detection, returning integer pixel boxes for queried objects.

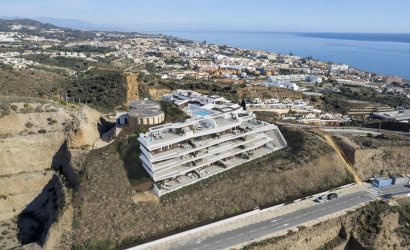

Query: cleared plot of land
[334,132,410,179]
[73,127,353,249]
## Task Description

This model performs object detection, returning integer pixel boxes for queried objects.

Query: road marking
[227,236,234,240]
[250,229,256,233]
[215,240,222,244]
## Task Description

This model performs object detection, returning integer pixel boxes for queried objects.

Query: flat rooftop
[374,109,410,120]
[139,113,260,148]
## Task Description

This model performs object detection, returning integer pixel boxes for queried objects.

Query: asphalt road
[379,184,410,196]
[171,190,374,250]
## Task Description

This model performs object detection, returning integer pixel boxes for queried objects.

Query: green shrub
[47,117,58,125]
[25,122,34,128]
[10,104,18,111]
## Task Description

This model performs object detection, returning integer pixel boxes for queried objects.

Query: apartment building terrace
[138,90,287,196]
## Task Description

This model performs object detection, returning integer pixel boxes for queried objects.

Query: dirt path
[125,73,139,106]
[312,129,363,183]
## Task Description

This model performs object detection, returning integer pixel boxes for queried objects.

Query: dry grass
[0,66,66,97]
[72,128,353,248]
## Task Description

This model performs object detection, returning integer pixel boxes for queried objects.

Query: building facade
[138,90,287,196]
[116,100,165,128]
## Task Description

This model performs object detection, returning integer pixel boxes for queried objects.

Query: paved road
[171,190,374,250]
[379,184,410,196]
[277,123,409,136]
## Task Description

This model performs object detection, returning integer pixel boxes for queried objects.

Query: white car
[315,193,338,203]
[315,195,328,203]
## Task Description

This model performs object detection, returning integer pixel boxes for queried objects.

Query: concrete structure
[329,64,349,72]
[138,90,287,196]
[246,98,321,113]
[384,76,402,84]
[372,177,393,188]
[263,80,300,91]
[373,109,410,123]
[116,100,165,128]
[391,175,410,185]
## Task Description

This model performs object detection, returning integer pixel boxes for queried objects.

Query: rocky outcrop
[0,99,101,249]
[148,87,172,100]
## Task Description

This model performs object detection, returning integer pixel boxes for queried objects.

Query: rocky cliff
[0,98,101,249]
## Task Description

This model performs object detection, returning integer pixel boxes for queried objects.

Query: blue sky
[1,0,410,32]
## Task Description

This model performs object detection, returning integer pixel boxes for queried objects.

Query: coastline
[160,31,410,79]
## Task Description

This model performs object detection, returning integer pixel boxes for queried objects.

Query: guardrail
[130,209,261,249]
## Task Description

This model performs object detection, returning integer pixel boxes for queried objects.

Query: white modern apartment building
[263,81,300,91]
[246,98,321,113]
[138,90,287,196]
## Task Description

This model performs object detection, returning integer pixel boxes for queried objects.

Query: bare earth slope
[0,97,101,249]
[334,133,410,179]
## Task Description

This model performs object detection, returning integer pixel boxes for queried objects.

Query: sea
[159,31,410,79]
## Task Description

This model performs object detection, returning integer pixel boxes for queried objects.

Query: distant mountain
[0,16,99,30]
[0,18,60,30]
[32,17,98,30]
[1,16,134,32]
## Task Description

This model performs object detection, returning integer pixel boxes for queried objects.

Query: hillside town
[0,18,410,250]
[1,21,409,100]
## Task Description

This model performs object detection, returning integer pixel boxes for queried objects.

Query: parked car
[314,193,338,203]
[327,193,338,200]
[315,195,328,203]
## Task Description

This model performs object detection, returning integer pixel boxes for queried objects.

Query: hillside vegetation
[0,65,65,98]
[64,69,127,111]
[72,127,352,249]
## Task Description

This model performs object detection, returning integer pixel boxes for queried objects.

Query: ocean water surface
[160,31,410,79]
